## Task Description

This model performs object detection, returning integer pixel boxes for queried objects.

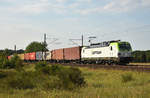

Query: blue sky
[0,0,150,50]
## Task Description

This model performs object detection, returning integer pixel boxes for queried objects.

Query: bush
[41,76,62,90]
[9,54,23,68]
[121,73,134,83]
[15,58,24,71]
[8,71,35,89]
[2,54,24,70]
[35,64,86,90]
[57,67,85,88]
[35,61,47,70]
[2,59,12,68]
[5,63,86,90]
[0,55,7,68]
[0,71,7,79]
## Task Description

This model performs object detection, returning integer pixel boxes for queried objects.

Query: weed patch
[121,73,134,83]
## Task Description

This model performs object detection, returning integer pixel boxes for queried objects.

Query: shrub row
[6,62,85,90]
[0,54,23,69]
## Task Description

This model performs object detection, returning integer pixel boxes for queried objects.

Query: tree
[16,49,24,54]
[146,50,150,62]
[25,41,48,53]
[3,49,14,56]
[132,50,150,63]
[0,49,24,56]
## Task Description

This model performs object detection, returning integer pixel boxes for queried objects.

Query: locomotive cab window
[83,50,85,53]
[110,46,113,51]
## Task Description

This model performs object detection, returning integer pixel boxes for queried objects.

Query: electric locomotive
[81,40,132,65]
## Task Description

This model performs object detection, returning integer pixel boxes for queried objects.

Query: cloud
[4,0,68,14]
[77,0,92,3]
[56,0,68,3]
[74,0,150,15]
[103,0,140,12]
[1,0,150,15]
[75,7,103,15]
[68,3,80,9]
[142,0,150,7]
[15,3,49,14]
[0,0,17,3]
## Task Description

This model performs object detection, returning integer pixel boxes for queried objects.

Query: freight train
[8,40,132,65]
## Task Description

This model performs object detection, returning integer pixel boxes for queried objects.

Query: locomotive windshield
[118,42,132,51]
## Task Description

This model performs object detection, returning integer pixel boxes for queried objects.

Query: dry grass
[130,63,150,65]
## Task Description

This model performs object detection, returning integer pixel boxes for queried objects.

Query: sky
[0,0,150,50]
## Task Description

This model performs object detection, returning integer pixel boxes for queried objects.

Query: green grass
[0,64,150,98]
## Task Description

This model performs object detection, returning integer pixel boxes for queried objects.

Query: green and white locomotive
[81,40,132,65]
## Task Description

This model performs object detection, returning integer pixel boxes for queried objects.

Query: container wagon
[24,53,30,61]
[36,52,43,61]
[29,52,36,61]
[43,51,51,61]
[7,55,12,60]
[18,54,25,60]
[64,46,81,63]
[51,49,64,62]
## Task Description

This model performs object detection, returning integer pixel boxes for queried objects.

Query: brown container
[51,49,64,60]
[18,54,24,60]
[64,46,81,60]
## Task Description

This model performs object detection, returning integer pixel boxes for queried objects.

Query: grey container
[36,52,43,61]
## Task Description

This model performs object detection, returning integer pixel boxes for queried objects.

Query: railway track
[50,63,150,72]
[24,62,150,72]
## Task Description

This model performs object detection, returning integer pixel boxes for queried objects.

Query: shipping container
[43,51,51,60]
[64,46,81,60]
[24,53,30,61]
[7,56,12,60]
[36,52,43,61]
[29,52,36,61]
[18,54,24,60]
[51,49,64,60]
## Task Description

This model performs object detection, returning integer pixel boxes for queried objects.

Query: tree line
[132,50,150,63]
[0,41,47,56]
[0,49,24,57]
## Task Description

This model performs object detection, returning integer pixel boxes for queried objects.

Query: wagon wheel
[107,60,114,65]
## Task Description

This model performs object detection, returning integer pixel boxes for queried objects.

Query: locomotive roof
[86,40,121,48]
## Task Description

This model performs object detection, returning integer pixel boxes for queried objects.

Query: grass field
[130,63,150,65]
[0,64,150,98]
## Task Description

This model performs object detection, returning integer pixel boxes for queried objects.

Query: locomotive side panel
[81,45,118,59]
